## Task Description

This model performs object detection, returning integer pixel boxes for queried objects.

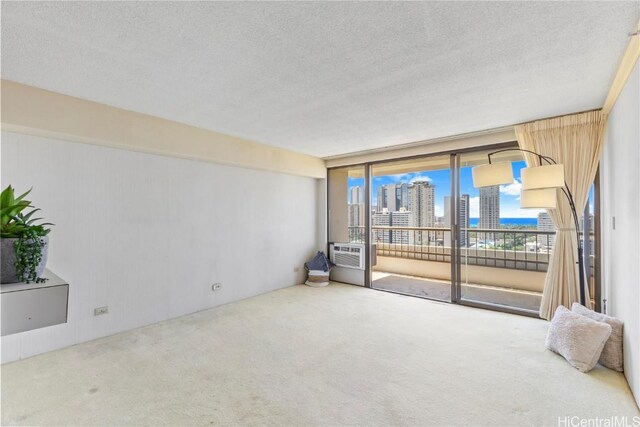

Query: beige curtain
[515,110,606,320]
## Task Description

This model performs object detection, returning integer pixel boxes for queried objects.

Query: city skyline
[348,160,545,219]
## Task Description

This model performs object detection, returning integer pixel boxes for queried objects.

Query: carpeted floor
[2,283,638,426]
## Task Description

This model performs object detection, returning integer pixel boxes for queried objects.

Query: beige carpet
[1,283,638,426]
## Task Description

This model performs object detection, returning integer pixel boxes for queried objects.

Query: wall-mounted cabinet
[1,270,69,336]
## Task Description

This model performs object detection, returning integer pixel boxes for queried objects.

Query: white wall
[316,177,328,253]
[601,61,640,407]
[0,131,322,363]
[1,80,327,179]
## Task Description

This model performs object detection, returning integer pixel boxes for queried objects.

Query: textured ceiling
[2,2,638,158]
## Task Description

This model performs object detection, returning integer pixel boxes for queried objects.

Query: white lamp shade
[520,188,557,209]
[472,162,514,188]
[521,164,564,190]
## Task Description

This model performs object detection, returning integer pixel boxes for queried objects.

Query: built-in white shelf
[1,269,69,336]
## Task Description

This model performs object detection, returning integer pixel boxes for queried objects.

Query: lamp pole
[486,148,587,306]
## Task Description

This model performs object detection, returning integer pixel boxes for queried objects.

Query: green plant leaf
[1,201,30,216]
[0,185,15,208]
[1,201,31,226]
[20,208,41,223]
[1,186,52,238]
[13,188,32,204]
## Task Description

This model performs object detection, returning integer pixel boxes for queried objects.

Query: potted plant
[1,186,53,284]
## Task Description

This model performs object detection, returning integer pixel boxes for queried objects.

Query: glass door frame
[363,154,456,303]
[364,164,372,288]
[329,142,518,304]
[327,140,600,317]
[451,153,461,303]
[453,144,542,317]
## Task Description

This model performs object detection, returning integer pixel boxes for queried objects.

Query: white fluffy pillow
[571,303,624,372]
[545,305,612,373]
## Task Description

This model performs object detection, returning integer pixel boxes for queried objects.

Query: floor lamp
[471,148,587,306]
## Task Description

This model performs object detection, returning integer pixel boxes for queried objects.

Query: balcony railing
[349,226,559,272]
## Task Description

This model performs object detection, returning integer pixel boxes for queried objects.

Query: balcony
[347,226,587,314]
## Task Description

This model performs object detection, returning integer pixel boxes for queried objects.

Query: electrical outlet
[212,283,222,291]
[94,306,108,316]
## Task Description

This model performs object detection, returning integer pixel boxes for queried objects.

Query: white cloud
[381,172,432,184]
[499,179,522,197]
[469,197,480,217]
[435,204,443,217]
[408,173,432,184]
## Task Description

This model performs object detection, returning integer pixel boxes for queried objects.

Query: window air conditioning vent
[330,243,365,270]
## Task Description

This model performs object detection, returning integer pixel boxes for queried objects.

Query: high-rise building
[395,183,409,211]
[479,185,500,230]
[348,186,365,241]
[409,181,435,227]
[348,203,365,227]
[391,207,414,245]
[373,206,415,244]
[579,213,596,256]
[350,186,365,205]
[376,183,408,213]
[376,185,386,213]
[409,181,436,244]
[348,203,365,241]
[460,194,470,245]
[372,208,391,243]
[386,186,398,213]
[537,211,556,250]
[444,194,470,246]
[579,214,595,233]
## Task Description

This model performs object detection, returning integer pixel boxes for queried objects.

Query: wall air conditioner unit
[330,243,365,270]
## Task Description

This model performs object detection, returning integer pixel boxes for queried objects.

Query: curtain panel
[515,110,606,320]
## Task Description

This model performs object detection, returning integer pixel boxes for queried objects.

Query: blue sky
[348,161,545,218]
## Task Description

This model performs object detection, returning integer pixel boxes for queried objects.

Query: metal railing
[348,226,563,272]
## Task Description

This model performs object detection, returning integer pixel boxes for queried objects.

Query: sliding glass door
[327,143,599,316]
[368,155,453,302]
[328,165,367,286]
[456,149,546,315]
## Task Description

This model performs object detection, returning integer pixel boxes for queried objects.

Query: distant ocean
[469,218,537,227]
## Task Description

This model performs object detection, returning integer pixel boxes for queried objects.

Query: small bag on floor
[305,270,330,287]
[303,251,333,287]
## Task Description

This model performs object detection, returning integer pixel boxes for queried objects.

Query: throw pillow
[545,305,612,373]
[571,303,624,372]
